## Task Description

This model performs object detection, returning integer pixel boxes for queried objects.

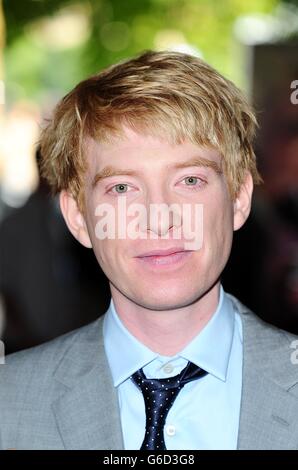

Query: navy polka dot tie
[131,361,207,450]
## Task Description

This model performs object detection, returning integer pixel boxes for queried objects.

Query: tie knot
[131,361,207,392]
[131,370,182,392]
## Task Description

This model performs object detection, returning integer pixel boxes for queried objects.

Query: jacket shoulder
[0,317,106,449]
[0,317,104,397]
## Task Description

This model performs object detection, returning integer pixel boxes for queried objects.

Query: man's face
[65,127,251,311]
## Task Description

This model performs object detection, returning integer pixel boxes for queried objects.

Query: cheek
[92,238,117,266]
[202,195,234,253]
[83,207,112,266]
[92,237,132,280]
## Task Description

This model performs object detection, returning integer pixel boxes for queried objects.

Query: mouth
[135,247,193,268]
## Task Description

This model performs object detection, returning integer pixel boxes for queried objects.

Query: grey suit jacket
[1,294,298,450]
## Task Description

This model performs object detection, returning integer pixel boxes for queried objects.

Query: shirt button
[163,364,174,374]
[165,425,176,437]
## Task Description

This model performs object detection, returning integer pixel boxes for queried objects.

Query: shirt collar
[178,286,235,381]
[103,299,158,387]
[103,285,235,387]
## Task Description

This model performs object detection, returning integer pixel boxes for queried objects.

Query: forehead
[85,126,222,173]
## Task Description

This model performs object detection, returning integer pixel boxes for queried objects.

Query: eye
[110,183,129,194]
[178,175,206,191]
[183,176,198,186]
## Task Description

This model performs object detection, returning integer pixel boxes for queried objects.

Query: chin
[130,286,202,312]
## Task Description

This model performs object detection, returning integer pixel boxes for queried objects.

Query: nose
[143,189,182,238]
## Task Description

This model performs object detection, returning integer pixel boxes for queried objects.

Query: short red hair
[40,50,262,210]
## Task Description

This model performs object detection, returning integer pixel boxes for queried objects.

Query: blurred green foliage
[3,0,282,105]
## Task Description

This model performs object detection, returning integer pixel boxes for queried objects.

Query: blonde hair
[40,50,262,210]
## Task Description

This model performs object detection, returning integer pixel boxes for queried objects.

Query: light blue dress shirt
[103,286,243,450]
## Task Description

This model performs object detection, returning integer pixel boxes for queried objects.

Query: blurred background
[0,0,297,353]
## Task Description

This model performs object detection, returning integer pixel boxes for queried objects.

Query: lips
[136,247,187,258]
[135,247,193,268]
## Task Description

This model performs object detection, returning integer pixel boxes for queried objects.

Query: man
[1,50,298,450]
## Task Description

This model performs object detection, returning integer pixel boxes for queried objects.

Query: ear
[59,190,92,248]
[233,172,253,231]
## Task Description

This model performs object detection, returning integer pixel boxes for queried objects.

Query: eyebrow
[92,157,222,187]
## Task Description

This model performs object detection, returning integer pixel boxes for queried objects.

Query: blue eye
[113,183,128,193]
[184,176,198,185]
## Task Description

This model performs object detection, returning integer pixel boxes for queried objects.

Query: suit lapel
[232,296,298,450]
[51,317,124,450]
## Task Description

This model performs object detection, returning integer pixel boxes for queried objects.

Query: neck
[110,283,221,356]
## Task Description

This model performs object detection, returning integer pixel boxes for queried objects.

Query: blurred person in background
[223,85,298,334]
[0,147,110,353]
[256,92,298,331]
